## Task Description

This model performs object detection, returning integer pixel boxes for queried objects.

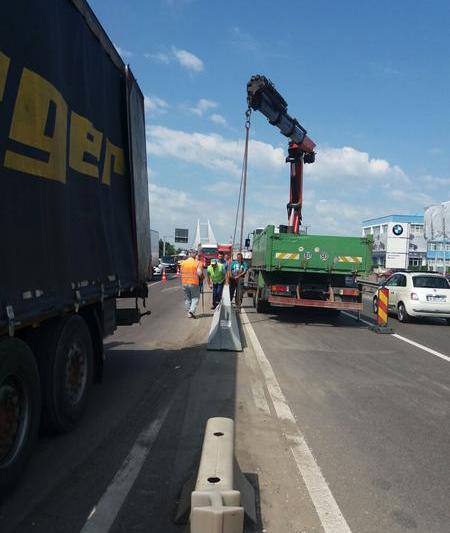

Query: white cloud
[172,47,204,72]
[388,188,434,208]
[144,95,169,115]
[423,174,450,188]
[188,98,218,116]
[307,146,409,185]
[114,44,133,59]
[209,113,228,126]
[144,51,170,64]
[148,182,237,243]
[144,47,205,73]
[206,180,238,196]
[147,125,285,177]
[146,123,448,239]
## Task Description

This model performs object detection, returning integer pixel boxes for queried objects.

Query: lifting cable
[232,107,252,252]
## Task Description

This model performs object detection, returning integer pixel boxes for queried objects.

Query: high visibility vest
[181,258,200,285]
[207,264,225,283]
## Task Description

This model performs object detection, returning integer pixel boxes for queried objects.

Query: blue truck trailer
[0,0,151,493]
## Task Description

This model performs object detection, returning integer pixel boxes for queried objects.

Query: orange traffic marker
[371,287,394,334]
[162,269,167,284]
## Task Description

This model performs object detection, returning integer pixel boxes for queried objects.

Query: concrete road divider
[174,418,257,529]
[191,418,243,533]
[207,285,242,351]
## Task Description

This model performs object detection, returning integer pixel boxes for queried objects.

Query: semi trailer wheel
[0,338,41,497]
[34,315,93,433]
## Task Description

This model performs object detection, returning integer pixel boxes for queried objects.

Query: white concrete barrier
[207,285,242,352]
[190,418,244,533]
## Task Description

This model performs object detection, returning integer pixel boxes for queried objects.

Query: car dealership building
[362,214,427,270]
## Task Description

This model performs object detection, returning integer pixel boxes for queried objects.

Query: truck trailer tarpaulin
[0,0,151,331]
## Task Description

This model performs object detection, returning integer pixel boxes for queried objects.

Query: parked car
[152,262,162,277]
[160,256,177,273]
[373,272,450,323]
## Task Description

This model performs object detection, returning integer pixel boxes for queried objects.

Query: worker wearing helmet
[180,250,203,318]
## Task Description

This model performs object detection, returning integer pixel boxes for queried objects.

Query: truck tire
[0,338,41,497]
[35,315,93,433]
[255,289,269,314]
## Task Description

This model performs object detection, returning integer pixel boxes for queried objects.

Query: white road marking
[342,311,450,363]
[250,377,272,416]
[241,309,352,533]
[244,349,272,415]
[80,402,171,533]
[391,334,450,363]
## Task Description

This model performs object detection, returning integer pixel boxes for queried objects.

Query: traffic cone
[176,265,180,277]
[162,269,167,284]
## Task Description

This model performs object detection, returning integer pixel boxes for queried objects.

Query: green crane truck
[245,75,372,314]
[251,225,372,313]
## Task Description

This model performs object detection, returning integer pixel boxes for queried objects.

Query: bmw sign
[392,224,404,236]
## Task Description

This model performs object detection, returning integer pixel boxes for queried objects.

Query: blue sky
[90,0,450,244]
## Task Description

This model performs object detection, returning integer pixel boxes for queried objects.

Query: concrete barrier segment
[207,285,242,351]
[190,418,244,533]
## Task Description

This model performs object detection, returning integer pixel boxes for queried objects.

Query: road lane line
[342,311,450,363]
[391,334,450,363]
[80,402,171,533]
[244,350,272,415]
[250,377,271,416]
[241,309,352,533]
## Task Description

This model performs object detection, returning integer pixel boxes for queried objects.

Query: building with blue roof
[362,214,426,271]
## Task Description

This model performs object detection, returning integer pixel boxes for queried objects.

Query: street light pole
[443,208,447,276]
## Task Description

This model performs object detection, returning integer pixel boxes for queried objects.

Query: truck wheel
[397,303,410,323]
[0,338,41,496]
[35,315,93,433]
[255,289,269,314]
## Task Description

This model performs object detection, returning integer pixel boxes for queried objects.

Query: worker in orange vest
[180,250,203,318]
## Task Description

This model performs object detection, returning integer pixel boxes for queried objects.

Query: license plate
[426,295,447,302]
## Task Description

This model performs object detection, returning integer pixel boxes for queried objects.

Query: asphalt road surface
[1,279,449,532]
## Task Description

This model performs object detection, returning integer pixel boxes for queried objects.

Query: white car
[152,263,162,277]
[373,272,450,323]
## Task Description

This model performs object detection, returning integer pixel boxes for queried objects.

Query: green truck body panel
[252,225,373,275]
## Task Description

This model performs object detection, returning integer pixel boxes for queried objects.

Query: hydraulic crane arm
[246,74,317,233]
[247,75,316,157]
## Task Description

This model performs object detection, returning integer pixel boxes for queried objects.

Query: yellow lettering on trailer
[5,68,68,183]
[101,138,124,185]
[0,51,10,101]
[69,111,103,178]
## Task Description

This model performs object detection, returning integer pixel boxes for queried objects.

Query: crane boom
[246,74,317,234]
[247,75,316,155]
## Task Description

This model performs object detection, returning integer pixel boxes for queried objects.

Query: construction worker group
[179,250,248,318]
